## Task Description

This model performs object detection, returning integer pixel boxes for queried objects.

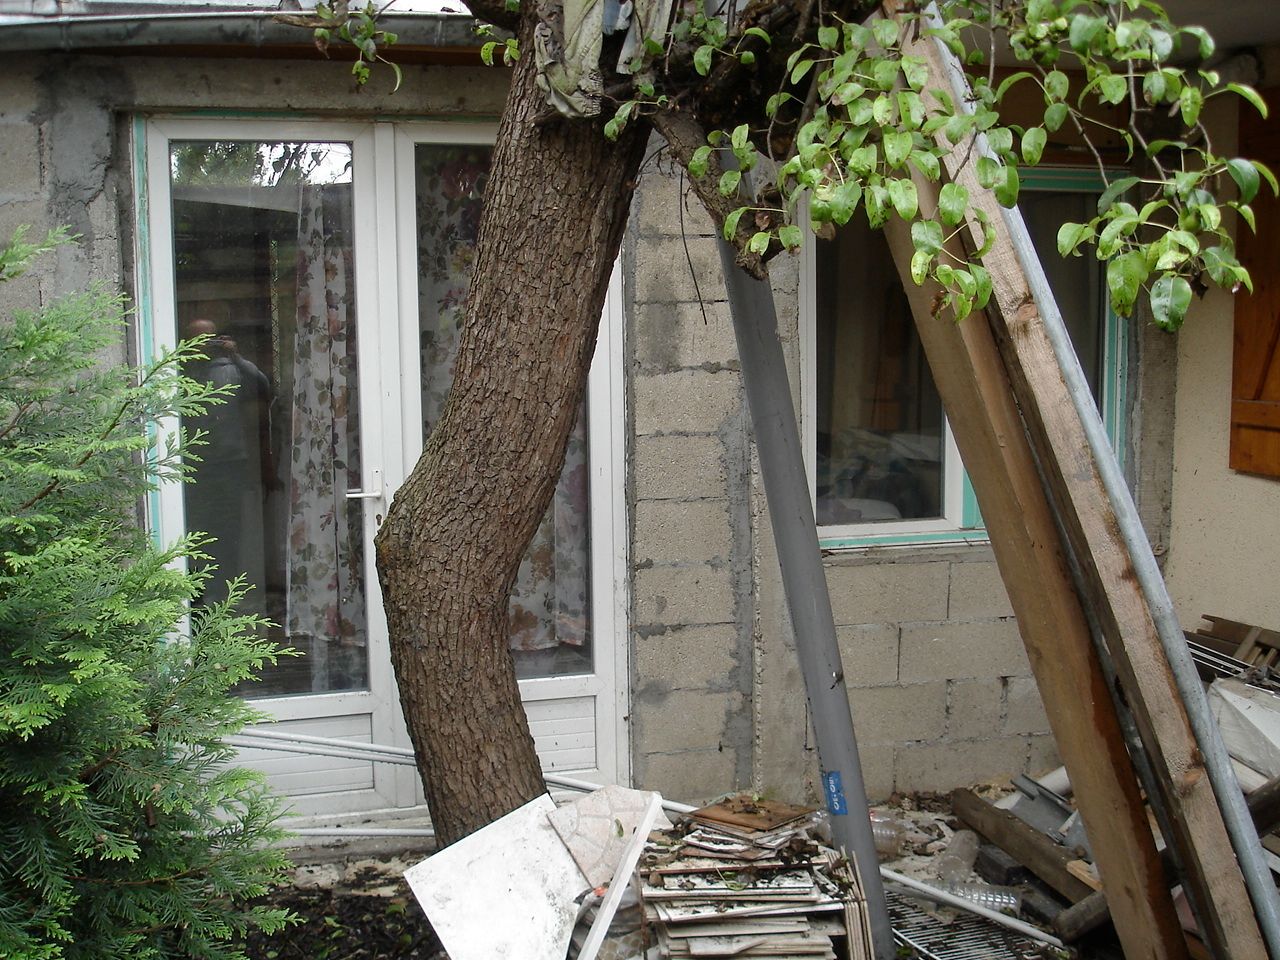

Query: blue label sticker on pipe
[822,770,848,815]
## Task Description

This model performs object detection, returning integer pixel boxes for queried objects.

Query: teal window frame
[811,165,1127,550]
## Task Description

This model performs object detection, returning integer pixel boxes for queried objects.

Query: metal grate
[887,890,1066,959]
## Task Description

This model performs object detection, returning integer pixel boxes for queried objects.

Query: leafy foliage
[0,231,295,959]
[609,0,1272,329]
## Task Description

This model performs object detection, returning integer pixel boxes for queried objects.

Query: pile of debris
[638,796,874,958]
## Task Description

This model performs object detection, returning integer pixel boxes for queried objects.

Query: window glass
[170,140,368,697]
[414,143,593,679]
[814,184,1111,537]
[814,220,946,527]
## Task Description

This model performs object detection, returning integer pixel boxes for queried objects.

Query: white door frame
[139,116,631,817]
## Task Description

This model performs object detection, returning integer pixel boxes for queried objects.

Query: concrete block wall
[625,159,1060,804]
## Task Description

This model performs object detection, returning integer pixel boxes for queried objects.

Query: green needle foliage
[0,228,295,959]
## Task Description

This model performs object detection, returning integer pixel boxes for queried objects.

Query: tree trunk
[374,18,648,846]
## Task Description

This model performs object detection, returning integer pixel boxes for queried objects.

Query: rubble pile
[637,796,874,959]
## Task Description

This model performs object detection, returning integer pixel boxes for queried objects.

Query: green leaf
[740,50,755,66]
[938,182,968,227]
[1181,25,1215,60]
[872,17,900,48]
[718,169,741,197]
[748,231,771,255]
[1021,127,1047,165]
[779,224,803,250]
[911,218,945,256]
[689,145,712,179]
[1098,74,1127,105]
[1044,70,1069,101]
[996,71,1034,101]
[818,25,839,50]
[1255,160,1280,195]
[1179,85,1204,126]
[1149,274,1192,330]
[1106,250,1149,315]
[694,44,714,76]
[723,206,746,240]
[1143,70,1167,105]
[976,156,1001,190]
[744,26,772,45]
[731,124,749,152]
[898,91,925,130]
[995,165,1020,208]
[887,178,918,220]
[1228,82,1268,118]
[971,263,993,308]
[909,150,940,180]
[911,248,932,286]
[884,130,913,169]
[873,59,900,90]
[1043,102,1069,132]
[1227,158,1261,203]
[1236,202,1257,233]
[901,56,928,91]
[986,127,1014,158]
[791,58,815,85]
[1068,14,1107,53]
[830,182,863,225]
[1097,176,1139,214]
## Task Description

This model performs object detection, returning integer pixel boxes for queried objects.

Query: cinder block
[0,124,41,198]
[848,683,946,745]
[826,560,950,625]
[633,236,727,304]
[898,618,1030,683]
[634,369,740,436]
[1005,676,1052,735]
[1024,735,1061,777]
[895,737,1029,794]
[636,748,739,805]
[634,499,733,566]
[632,300,739,372]
[634,688,746,755]
[948,558,1015,620]
[633,564,735,626]
[634,435,728,501]
[837,623,900,688]
[856,742,896,802]
[634,625,739,691]
[946,678,1004,741]
[633,172,717,238]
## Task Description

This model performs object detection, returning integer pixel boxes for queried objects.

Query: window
[802,169,1126,548]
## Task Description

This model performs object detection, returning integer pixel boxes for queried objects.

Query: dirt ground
[242,883,445,960]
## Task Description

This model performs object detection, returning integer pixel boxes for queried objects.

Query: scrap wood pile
[638,795,874,959]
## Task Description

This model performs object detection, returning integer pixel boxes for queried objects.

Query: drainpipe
[923,6,1280,955]
[715,234,894,959]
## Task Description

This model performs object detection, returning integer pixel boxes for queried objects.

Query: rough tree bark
[374,12,648,845]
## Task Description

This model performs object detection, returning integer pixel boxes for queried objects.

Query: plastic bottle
[941,880,1023,913]
[869,816,905,858]
[934,828,980,881]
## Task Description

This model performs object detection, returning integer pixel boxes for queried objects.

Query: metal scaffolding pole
[716,239,893,960]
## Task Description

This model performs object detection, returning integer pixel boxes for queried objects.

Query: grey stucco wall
[624,157,1062,805]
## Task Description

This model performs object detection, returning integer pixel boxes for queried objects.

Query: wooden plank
[952,789,1096,903]
[1056,773,1280,942]
[878,164,1186,960]
[892,22,1268,956]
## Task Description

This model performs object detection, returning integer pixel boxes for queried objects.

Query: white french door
[141,118,628,819]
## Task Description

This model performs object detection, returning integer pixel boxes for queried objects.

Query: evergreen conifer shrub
[0,228,295,959]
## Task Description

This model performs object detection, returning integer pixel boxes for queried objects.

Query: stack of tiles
[637,795,875,959]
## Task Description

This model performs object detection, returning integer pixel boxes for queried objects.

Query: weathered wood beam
[879,176,1187,960]
[893,18,1269,958]
[952,789,1096,903]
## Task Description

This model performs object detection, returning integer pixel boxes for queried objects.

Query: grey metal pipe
[923,7,1280,954]
[715,235,893,959]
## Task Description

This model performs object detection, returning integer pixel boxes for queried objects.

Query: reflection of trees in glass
[170,141,352,187]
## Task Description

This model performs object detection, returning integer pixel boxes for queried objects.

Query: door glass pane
[169,139,369,697]
[414,143,592,679]
[815,222,946,526]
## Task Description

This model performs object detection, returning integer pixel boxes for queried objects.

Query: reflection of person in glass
[183,318,275,606]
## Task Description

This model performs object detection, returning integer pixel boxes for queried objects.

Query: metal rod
[880,868,1066,949]
[289,827,438,837]
[716,231,892,959]
[922,7,1280,953]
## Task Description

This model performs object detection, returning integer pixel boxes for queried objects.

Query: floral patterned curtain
[285,184,367,691]
[415,145,591,673]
